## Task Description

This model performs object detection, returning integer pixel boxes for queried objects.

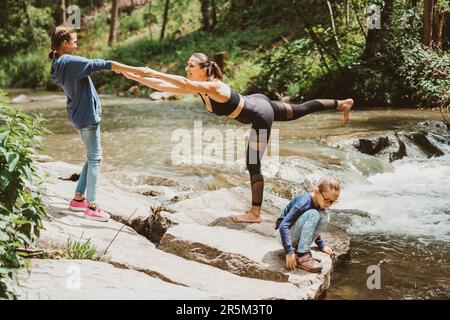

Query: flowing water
[8,89,450,299]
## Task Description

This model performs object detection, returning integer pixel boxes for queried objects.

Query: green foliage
[388,7,450,107]
[257,38,328,98]
[93,24,286,93]
[346,5,450,107]
[260,1,450,108]
[0,1,53,56]
[0,49,51,89]
[387,42,450,107]
[119,10,147,40]
[0,90,48,299]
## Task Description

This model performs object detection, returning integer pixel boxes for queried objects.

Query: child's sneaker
[84,205,109,222]
[69,198,89,212]
[296,252,322,273]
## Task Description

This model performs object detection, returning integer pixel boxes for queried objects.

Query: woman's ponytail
[192,52,224,80]
[210,61,223,80]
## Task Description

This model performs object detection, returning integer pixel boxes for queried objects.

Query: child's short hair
[317,176,341,192]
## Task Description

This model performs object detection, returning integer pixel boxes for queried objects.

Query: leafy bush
[0,50,51,89]
[295,4,450,108]
[119,10,146,40]
[257,38,327,98]
[0,1,53,56]
[92,22,288,93]
[0,90,48,299]
[351,7,450,107]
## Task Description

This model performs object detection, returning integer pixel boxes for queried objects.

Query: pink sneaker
[69,198,89,212]
[84,205,109,222]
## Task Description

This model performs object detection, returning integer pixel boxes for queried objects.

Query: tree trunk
[444,8,450,50]
[200,0,210,31]
[211,0,218,28]
[230,0,238,12]
[300,15,340,72]
[160,0,170,40]
[326,1,340,50]
[351,0,367,39]
[432,5,450,51]
[423,0,434,46]
[146,2,153,39]
[108,0,119,46]
[60,0,66,24]
[20,0,35,43]
[244,0,253,6]
[344,0,350,26]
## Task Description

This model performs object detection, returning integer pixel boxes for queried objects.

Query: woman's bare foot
[337,98,354,125]
[231,206,261,223]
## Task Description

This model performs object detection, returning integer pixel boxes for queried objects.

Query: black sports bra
[198,87,241,116]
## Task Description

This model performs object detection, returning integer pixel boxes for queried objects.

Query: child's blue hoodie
[50,54,112,130]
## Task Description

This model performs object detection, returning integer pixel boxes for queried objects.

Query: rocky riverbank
[14,160,353,300]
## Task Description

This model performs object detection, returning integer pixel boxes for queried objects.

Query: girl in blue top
[49,25,150,222]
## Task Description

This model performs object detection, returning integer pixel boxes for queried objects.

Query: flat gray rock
[15,259,212,300]
[160,223,333,296]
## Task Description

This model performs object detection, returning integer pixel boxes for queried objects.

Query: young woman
[275,177,341,273]
[121,53,353,224]
[49,25,150,222]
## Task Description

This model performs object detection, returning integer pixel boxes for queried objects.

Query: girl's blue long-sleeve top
[275,192,327,254]
[50,54,112,130]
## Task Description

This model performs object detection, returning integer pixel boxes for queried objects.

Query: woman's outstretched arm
[123,72,192,94]
[143,68,221,95]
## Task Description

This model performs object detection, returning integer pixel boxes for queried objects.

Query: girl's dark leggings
[239,94,338,207]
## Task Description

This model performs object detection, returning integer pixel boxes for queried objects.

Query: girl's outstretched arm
[123,72,192,94]
[111,61,150,77]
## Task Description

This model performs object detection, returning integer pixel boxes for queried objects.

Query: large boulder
[161,187,351,267]
[324,131,407,162]
[324,124,447,162]
[406,132,445,158]
[159,223,333,292]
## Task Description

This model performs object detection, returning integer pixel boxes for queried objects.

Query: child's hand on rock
[285,253,297,270]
